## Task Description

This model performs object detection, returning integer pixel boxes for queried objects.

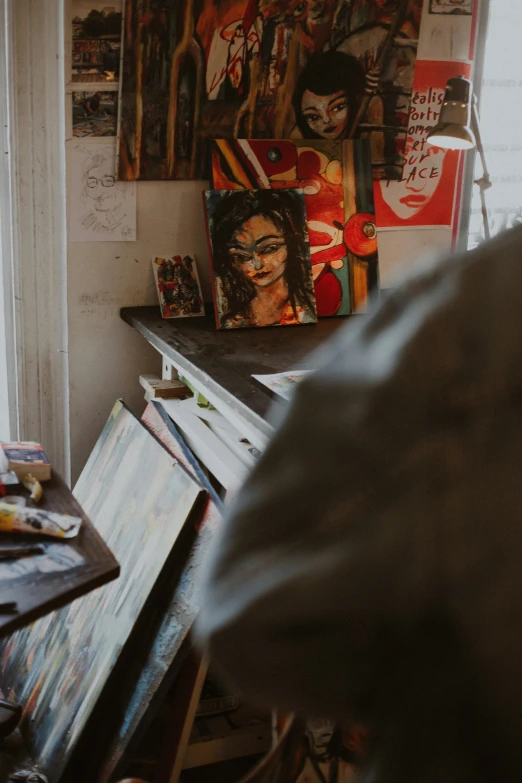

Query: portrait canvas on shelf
[211,138,379,315]
[70,141,136,242]
[72,91,118,137]
[204,188,317,330]
[72,0,122,84]
[0,400,202,783]
[118,0,424,182]
[373,60,472,230]
[152,255,205,319]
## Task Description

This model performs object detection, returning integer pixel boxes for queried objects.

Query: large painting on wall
[0,401,202,782]
[211,138,379,315]
[118,0,424,182]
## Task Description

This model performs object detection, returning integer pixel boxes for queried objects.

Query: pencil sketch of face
[80,151,129,229]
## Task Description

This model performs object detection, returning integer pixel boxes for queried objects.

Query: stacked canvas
[0,400,222,782]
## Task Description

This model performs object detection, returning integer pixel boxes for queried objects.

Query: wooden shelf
[121,306,348,445]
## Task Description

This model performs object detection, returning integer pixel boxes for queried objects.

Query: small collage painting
[204,188,317,330]
[72,0,122,84]
[72,91,118,137]
[152,255,205,319]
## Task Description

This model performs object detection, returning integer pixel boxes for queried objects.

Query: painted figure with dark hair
[206,189,317,329]
[292,50,365,140]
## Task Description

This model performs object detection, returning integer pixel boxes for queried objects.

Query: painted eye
[331,102,347,115]
[304,113,321,125]
[293,1,308,16]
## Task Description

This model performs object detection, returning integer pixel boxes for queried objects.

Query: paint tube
[0,502,82,539]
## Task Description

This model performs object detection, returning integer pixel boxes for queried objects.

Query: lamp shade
[427,76,476,150]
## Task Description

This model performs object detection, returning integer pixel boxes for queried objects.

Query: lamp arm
[471,95,492,242]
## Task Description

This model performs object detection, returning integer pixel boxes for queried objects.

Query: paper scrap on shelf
[252,370,312,400]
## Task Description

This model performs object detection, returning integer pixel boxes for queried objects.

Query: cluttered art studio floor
[0,382,363,783]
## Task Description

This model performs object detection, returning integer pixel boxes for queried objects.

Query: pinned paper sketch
[374,60,472,229]
[72,0,122,83]
[429,0,472,14]
[73,92,118,137]
[252,371,312,400]
[152,255,205,318]
[70,142,136,242]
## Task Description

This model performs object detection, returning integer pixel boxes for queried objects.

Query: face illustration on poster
[379,137,448,221]
[373,60,472,229]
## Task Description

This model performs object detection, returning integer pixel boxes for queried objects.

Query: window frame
[0,0,70,480]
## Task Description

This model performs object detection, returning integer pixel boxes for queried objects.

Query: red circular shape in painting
[344,213,378,258]
[314,269,343,317]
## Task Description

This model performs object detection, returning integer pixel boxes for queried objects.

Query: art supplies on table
[0,442,51,482]
[152,255,205,319]
[252,370,312,401]
[0,472,19,497]
[0,502,82,539]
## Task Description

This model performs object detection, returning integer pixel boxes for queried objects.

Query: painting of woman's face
[227,215,288,288]
[301,89,349,139]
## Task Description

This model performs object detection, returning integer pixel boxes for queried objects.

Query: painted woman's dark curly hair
[209,189,316,326]
[292,49,365,139]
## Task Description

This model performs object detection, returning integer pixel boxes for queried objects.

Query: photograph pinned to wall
[0,400,203,783]
[118,0,424,182]
[429,0,472,14]
[211,138,379,316]
[204,188,317,330]
[73,91,118,137]
[70,141,136,242]
[152,255,205,319]
[72,0,122,83]
[373,60,472,230]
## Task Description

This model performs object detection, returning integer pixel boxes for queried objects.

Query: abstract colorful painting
[0,401,202,782]
[117,0,424,182]
[211,138,379,315]
[97,402,223,782]
[72,0,122,83]
[152,255,205,318]
[374,60,472,229]
[204,188,317,329]
[72,91,118,137]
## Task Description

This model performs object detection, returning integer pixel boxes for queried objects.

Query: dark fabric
[196,224,522,782]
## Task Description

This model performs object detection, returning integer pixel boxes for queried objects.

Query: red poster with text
[374,60,472,229]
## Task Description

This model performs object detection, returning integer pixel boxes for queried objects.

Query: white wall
[67,177,212,481]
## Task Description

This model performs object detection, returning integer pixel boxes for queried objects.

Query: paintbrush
[0,544,45,560]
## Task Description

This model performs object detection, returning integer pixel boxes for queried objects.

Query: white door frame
[0,0,70,481]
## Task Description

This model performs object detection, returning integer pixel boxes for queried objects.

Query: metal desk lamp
[427,75,492,241]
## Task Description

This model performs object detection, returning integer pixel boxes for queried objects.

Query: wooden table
[121,306,347,450]
[0,473,119,637]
